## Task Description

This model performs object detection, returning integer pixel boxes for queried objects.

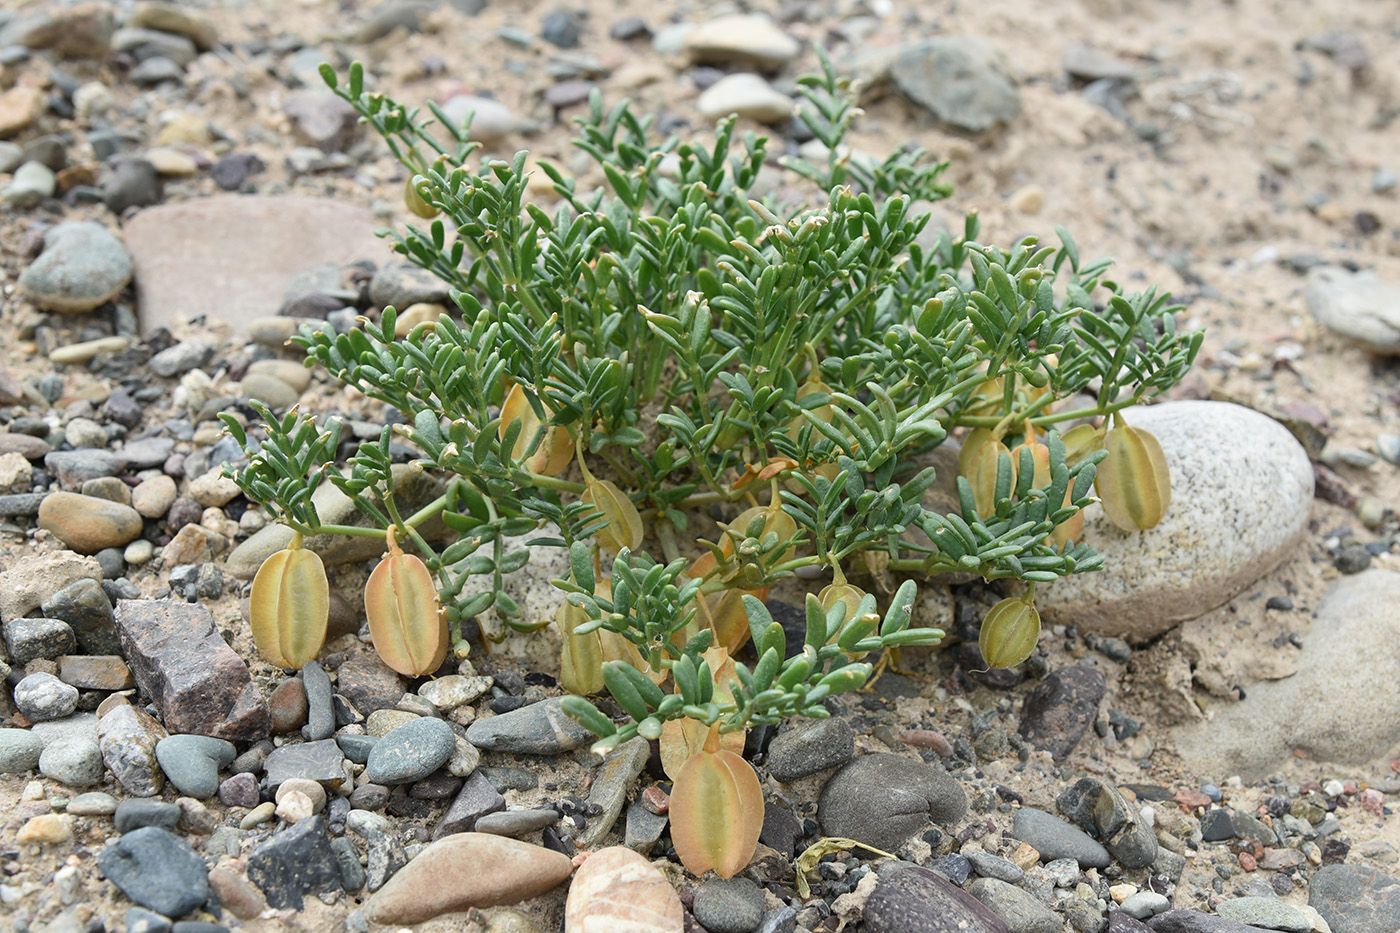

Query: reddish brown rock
[57,655,134,690]
[364,833,573,924]
[268,678,309,734]
[335,653,405,713]
[113,600,271,742]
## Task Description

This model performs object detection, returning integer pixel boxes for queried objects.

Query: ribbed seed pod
[978,595,1041,669]
[817,581,866,627]
[583,479,644,553]
[958,427,996,478]
[499,383,573,477]
[249,532,329,670]
[660,647,743,780]
[1095,417,1171,531]
[669,725,764,879]
[965,376,1005,417]
[365,533,449,677]
[1061,423,1106,466]
[556,596,605,696]
[962,435,1015,516]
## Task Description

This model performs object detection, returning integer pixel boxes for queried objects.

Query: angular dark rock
[1017,665,1105,762]
[113,600,270,742]
[97,827,210,918]
[246,815,342,909]
[1308,864,1400,933]
[433,770,506,839]
[864,865,1009,933]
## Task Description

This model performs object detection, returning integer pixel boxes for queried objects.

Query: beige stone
[131,475,178,518]
[16,814,73,845]
[38,492,143,553]
[160,522,228,566]
[564,846,683,933]
[365,833,574,924]
[187,468,242,508]
[0,87,46,139]
[123,196,391,336]
[246,359,312,393]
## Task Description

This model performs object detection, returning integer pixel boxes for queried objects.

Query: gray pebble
[964,849,1024,884]
[114,798,182,833]
[0,727,45,772]
[98,826,210,918]
[302,659,335,740]
[693,877,765,933]
[766,717,855,782]
[155,734,237,798]
[365,716,455,784]
[474,808,558,837]
[67,791,120,815]
[818,753,967,851]
[102,158,161,214]
[3,160,56,208]
[1010,808,1110,869]
[17,221,133,313]
[39,736,106,787]
[15,671,79,721]
[1214,898,1310,933]
[2,616,76,664]
[968,877,1060,933]
[465,696,593,754]
[149,341,215,378]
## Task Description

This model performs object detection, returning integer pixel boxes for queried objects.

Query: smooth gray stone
[155,734,236,798]
[365,717,455,784]
[1010,809,1110,869]
[465,696,593,754]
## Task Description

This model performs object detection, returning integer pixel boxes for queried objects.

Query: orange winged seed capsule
[365,529,450,677]
[669,724,764,878]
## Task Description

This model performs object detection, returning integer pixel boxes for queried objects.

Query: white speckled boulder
[1037,401,1312,642]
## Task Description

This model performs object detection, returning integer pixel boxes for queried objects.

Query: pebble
[132,475,178,518]
[58,655,134,690]
[563,846,684,933]
[39,735,106,787]
[1214,898,1311,933]
[474,808,559,838]
[246,814,343,909]
[103,158,161,213]
[1010,809,1110,869]
[697,73,794,123]
[419,673,492,710]
[1057,777,1157,868]
[964,850,1025,884]
[98,827,211,918]
[14,671,79,721]
[238,371,300,409]
[98,704,166,796]
[1017,666,1105,762]
[968,877,1059,933]
[114,600,272,742]
[683,15,798,70]
[433,770,506,839]
[269,678,310,734]
[44,577,119,654]
[818,753,967,851]
[693,877,765,933]
[4,616,76,664]
[336,733,377,764]
[263,739,347,788]
[365,832,575,924]
[218,772,260,808]
[302,660,336,740]
[149,340,215,378]
[38,491,144,553]
[0,86,45,139]
[18,221,133,313]
[240,801,276,829]
[578,737,649,847]
[463,696,596,754]
[1121,891,1171,920]
[17,813,73,845]
[890,37,1022,132]
[114,799,182,833]
[155,734,237,798]
[0,729,45,772]
[540,9,582,48]
[864,864,1011,933]
[1306,266,1400,354]
[4,160,56,207]
[1308,863,1400,933]
[67,791,119,815]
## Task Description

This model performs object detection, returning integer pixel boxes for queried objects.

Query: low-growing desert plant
[222,49,1201,876]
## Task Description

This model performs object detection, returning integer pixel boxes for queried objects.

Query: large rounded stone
[1173,570,1400,780]
[38,492,144,554]
[18,221,133,313]
[364,833,574,924]
[1305,266,1400,355]
[1037,401,1312,642]
[818,753,967,851]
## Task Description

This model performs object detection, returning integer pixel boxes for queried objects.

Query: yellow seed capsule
[963,436,1016,516]
[818,581,866,627]
[965,376,1005,417]
[583,479,644,553]
[978,595,1041,669]
[365,533,449,677]
[660,647,744,780]
[1061,423,1106,466]
[669,725,764,879]
[1095,418,1171,531]
[403,176,439,219]
[556,597,605,696]
[249,532,329,670]
[500,383,573,477]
